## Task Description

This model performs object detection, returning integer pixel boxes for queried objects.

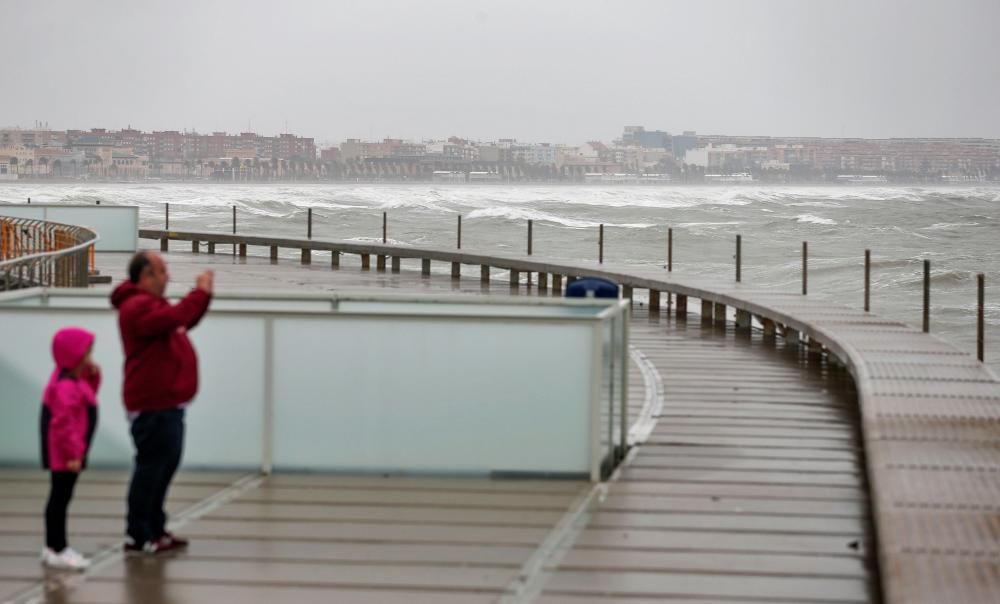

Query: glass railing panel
[270,315,595,476]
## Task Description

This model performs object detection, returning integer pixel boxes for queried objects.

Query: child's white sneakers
[41,547,90,571]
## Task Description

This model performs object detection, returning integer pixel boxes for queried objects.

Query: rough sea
[3,183,997,372]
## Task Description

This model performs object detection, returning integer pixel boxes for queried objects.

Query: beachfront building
[0,156,16,180]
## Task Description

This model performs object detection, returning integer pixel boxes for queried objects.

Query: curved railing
[143,228,999,604]
[0,216,98,290]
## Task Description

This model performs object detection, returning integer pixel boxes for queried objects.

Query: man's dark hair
[127,252,152,283]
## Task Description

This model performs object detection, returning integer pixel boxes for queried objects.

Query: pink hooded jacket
[41,327,100,471]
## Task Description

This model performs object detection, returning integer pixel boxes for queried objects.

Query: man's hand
[66,459,82,473]
[196,270,214,294]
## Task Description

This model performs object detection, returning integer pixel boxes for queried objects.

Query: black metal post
[736,234,741,283]
[457,215,462,249]
[382,211,387,244]
[307,208,312,239]
[165,203,169,230]
[668,227,672,272]
[802,241,808,295]
[527,220,533,256]
[599,224,604,264]
[923,259,930,333]
[978,273,985,362]
[864,249,871,311]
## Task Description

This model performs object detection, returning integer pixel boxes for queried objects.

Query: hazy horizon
[3,0,999,145]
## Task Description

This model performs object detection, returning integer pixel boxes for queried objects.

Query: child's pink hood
[52,327,94,370]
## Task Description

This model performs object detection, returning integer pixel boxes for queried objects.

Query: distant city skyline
[2,0,999,143]
[3,124,998,184]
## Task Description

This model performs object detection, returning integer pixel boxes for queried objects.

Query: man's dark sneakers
[123,534,188,555]
[160,532,189,549]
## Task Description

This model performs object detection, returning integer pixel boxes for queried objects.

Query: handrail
[142,228,999,604]
[0,216,99,290]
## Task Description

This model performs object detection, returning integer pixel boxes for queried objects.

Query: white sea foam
[795,214,837,225]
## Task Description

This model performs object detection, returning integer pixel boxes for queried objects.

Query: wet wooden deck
[0,249,882,602]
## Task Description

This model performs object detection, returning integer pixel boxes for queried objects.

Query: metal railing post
[802,241,808,295]
[599,224,604,264]
[736,234,741,283]
[978,273,985,362]
[864,249,870,312]
[527,220,533,256]
[668,227,672,272]
[923,259,930,333]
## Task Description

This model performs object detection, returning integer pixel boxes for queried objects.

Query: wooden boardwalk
[0,249,884,602]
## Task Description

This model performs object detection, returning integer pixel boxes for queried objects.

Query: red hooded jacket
[110,282,211,412]
[41,327,100,471]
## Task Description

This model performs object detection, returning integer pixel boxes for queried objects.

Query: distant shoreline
[2,178,998,187]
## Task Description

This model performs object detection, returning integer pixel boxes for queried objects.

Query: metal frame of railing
[0,216,98,290]
[0,288,630,481]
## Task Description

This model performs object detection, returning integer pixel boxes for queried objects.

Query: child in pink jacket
[40,327,100,571]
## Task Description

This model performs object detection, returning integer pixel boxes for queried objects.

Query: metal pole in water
[457,215,462,249]
[736,234,741,283]
[232,205,237,255]
[307,208,312,239]
[802,241,808,295]
[382,211,387,244]
[923,259,930,333]
[978,273,985,362]
[864,249,870,312]
[527,219,533,256]
[165,203,169,230]
[599,224,604,264]
[668,227,672,272]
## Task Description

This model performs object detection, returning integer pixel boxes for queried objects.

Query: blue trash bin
[565,276,619,299]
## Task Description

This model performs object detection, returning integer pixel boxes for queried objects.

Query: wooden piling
[701,300,713,324]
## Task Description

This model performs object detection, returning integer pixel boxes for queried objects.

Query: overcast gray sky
[2,0,999,145]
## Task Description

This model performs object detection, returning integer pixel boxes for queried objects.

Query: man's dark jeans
[126,408,184,546]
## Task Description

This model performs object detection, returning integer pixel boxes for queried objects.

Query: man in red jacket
[110,251,213,554]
